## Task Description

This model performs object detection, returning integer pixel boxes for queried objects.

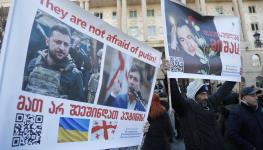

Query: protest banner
[0,0,162,149]
[161,0,241,81]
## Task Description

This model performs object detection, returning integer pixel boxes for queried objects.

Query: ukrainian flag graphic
[58,117,90,143]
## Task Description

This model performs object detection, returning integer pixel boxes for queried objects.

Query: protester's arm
[161,60,187,116]
[209,81,236,106]
[169,78,187,116]
[226,111,256,150]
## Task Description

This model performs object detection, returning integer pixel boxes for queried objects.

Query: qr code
[170,56,184,72]
[12,113,43,147]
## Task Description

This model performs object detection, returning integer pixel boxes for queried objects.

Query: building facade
[1,0,263,88]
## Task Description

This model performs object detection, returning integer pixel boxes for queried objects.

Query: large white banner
[0,0,162,149]
[161,0,241,81]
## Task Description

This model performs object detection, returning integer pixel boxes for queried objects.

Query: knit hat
[186,80,205,100]
[195,84,209,96]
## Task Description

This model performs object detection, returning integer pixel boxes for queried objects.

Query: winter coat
[226,102,263,150]
[170,78,236,150]
[142,111,174,150]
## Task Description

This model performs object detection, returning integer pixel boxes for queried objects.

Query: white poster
[0,0,162,149]
[161,0,241,81]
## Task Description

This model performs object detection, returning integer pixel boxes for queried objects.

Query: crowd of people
[19,23,263,150]
[138,62,263,150]
[104,60,263,150]
[1,9,262,150]
[107,57,262,150]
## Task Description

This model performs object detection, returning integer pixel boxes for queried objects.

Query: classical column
[232,0,244,40]
[117,0,121,29]
[79,0,84,8]
[121,0,127,33]
[141,0,147,41]
[195,0,201,13]
[195,0,206,14]
[181,0,186,5]
[200,0,206,14]
[237,0,248,41]
[232,0,240,16]
[84,0,89,11]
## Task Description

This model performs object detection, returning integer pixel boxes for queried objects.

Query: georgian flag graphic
[91,120,118,141]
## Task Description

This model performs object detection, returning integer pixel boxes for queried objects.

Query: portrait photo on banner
[165,0,222,75]
[98,46,155,112]
[22,9,104,103]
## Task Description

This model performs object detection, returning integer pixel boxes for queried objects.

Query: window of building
[94,12,103,19]
[147,25,156,36]
[248,6,256,13]
[252,54,261,66]
[251,23,259,31]
[147,9,154,17]
[0,7,9,22]
[129,10,137,18]
[128,26,139,37]
[72,1,80,5]
[215,6,223,15]
[256,76,263,88]
[112,11,117,19]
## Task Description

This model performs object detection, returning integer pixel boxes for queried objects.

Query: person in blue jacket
[110,64,146,112]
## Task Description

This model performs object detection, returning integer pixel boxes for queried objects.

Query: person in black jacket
[169,78,236,150]
[226,86,263,150]
[142,94,174,150]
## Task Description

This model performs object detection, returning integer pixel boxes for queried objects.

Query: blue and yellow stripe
[58,117,90,143]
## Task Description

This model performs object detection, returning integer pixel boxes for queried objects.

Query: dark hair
[129,64,143,85]
[49,24,71,37]
[176,18,193,30]
[176,18,197,49]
